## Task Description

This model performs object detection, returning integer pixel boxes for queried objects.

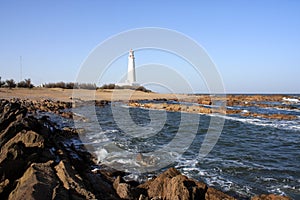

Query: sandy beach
[0,88,187,102]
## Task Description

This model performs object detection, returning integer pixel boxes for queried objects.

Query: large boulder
[135,167,236,200]
[54,160,96,199]
[0,99,115,199]
[113,176,134,200]
[8,161,65,200]
[138,168,208,200]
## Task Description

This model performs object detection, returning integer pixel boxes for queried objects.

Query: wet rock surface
[251,194,291,200]
[129,94,299,120]
[0,99,119,200]
[0,99,292,200]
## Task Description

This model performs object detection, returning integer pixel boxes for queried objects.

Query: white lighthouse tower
[116,49,139,87]
[126,49,136,85]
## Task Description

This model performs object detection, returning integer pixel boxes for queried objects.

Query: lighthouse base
[116,81,140,87]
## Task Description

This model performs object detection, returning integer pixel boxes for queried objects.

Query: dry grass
[0,88,188,102]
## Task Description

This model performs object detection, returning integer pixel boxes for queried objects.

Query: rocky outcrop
[128,102,217,114]
[2,98,73,119]
[137,168,234,200]
[111,168,236,200]
[138,168,208,200]
[241,112,297,120]
[251,194,291,200]
[8,161,61,200]
[111,168,291,200]
[0,99,119,200]
[128,100,298,120]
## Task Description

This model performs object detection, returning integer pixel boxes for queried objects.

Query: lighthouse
[127,49,136,85]
[116,49,139,87]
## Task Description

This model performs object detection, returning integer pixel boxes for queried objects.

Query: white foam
[95,148,108,162]
[88,129,118,140]
[262,177,277,182]
[283,97,299,103]
[273,107,300,113]
[73,112,85,118]
[268,186,287,196]
[222,115,300,131]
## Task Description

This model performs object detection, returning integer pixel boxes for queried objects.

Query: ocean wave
[282,97,300,103]
[222,115,300,131]
[88,129,118,139]
[272,106,300,113]
[76,104,300,198]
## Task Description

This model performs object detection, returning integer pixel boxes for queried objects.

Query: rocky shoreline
[128,94,299,120]
[0,99,292,200]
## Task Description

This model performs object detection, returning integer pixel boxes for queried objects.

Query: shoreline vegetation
[0,78,151,92]
[0,88,297,199]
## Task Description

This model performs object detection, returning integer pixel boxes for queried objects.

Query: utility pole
[20,56,22,81]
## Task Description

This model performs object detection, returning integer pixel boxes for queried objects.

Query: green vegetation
[99,83,152,92]
[0,77,34,89]
[5,79,16,89]
[17,79,34,88]
[43,82,97,90]
[0,77,151,92]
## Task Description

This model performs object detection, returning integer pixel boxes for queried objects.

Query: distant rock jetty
[0,99,292,199]
[129,94,299,120]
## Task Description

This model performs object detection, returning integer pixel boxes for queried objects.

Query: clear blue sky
[1,1,299,93]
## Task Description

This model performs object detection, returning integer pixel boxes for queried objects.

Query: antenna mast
[20,56,22,81]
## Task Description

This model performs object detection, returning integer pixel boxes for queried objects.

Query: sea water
[72,97,300,199]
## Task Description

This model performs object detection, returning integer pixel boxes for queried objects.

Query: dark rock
[198,99,212,105]
[0,99,120,199]
[116,182,133,199]
[54,160,96,199]
[0,179,9,193]
[205,187,235,200]
[0,101,27,131]
[251,194,291,200]
[139,168,207,200]
[8,161,60,200]
[84,172,120,200]
[113,176,144,200]
[95,100,110,107]
[60,112,73,118]
[113,176,134,199]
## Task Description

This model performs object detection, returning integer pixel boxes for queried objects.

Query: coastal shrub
[43,82,97,90]
[17,78,34,88]
[78,83,97,90]
[65,82,75,89]
[56,82,66,88]
[5,79,16,89]
[99,83,151,92]
[136,86,152,93]
[99,84,116,89]
[44,82,66,88]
